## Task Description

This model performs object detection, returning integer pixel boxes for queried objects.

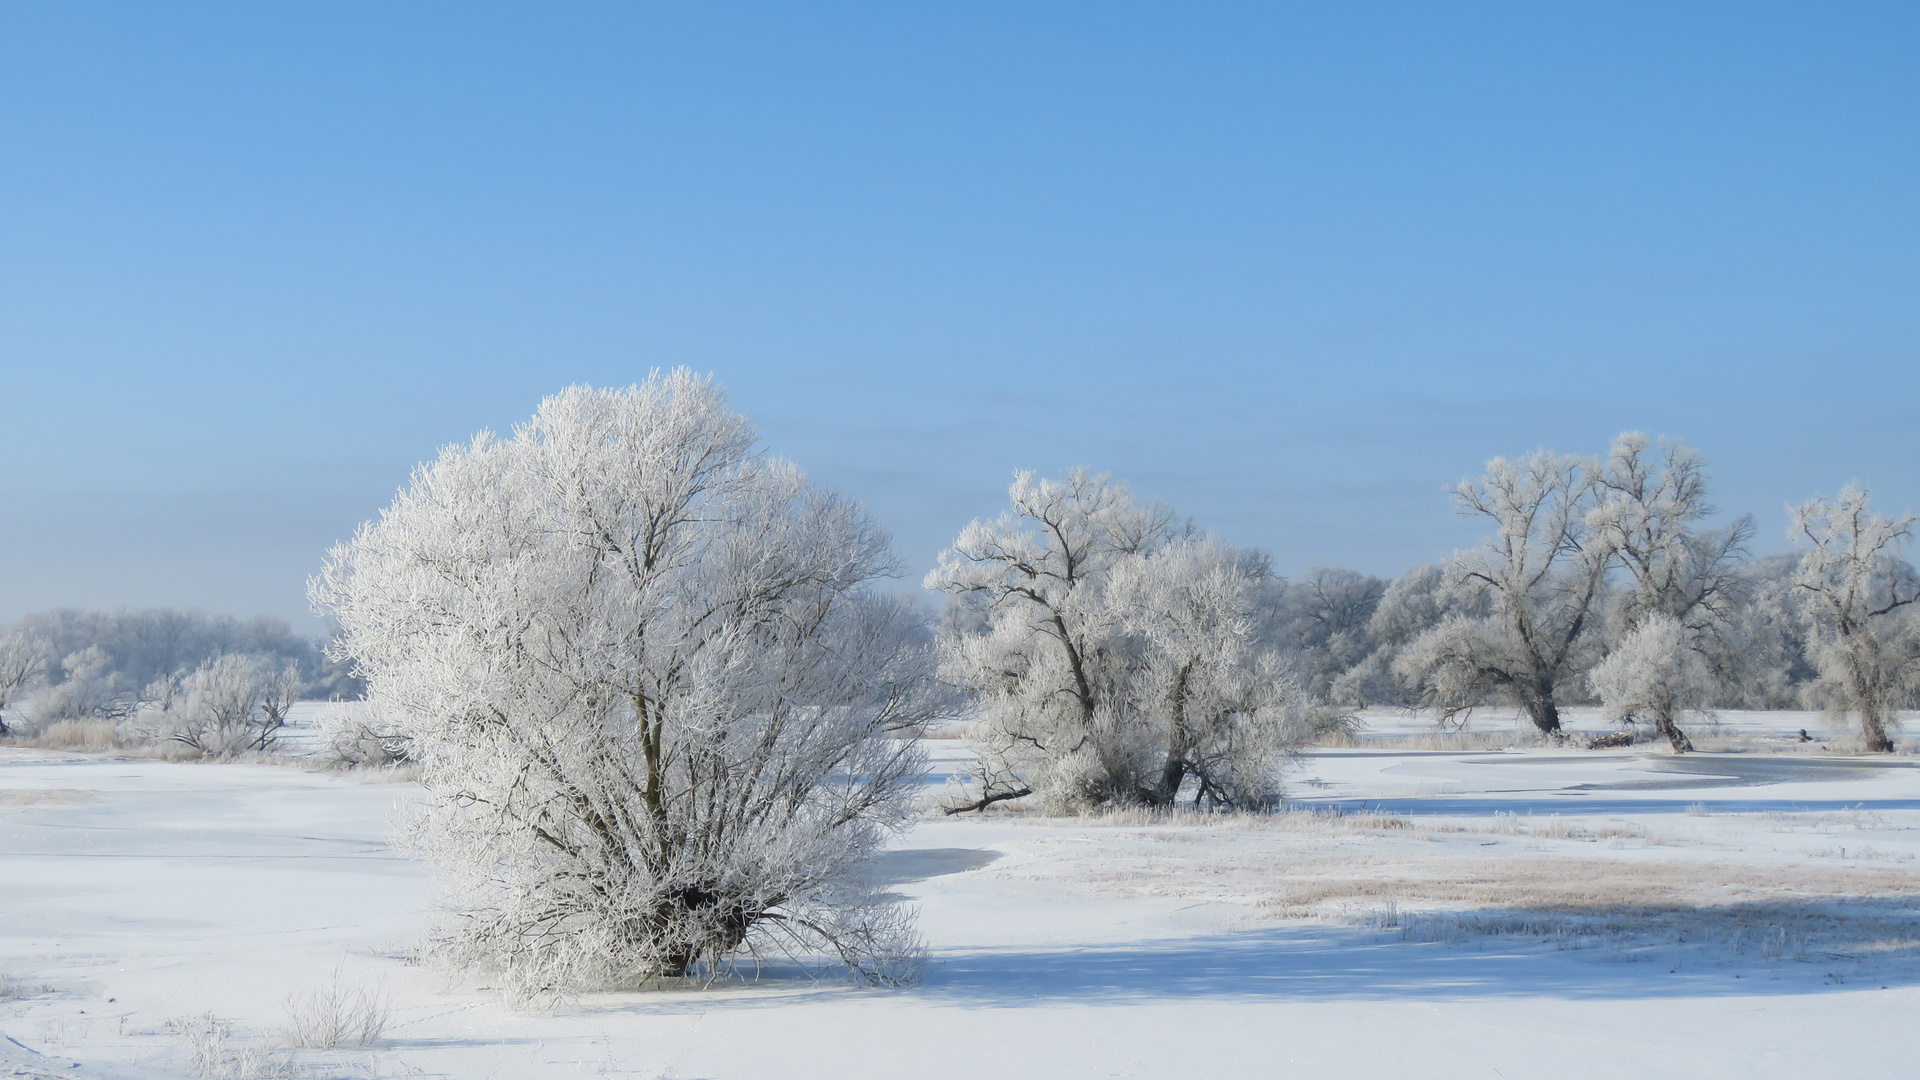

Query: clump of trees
[927,470,1302,814]
[1385,436,1752,747]
[1298,433,1915,752]
[921,429,1918,818]
[314,372,943,996]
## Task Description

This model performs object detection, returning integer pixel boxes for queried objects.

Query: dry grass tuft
[284,969,390,1049]
[1046,804,1421,833]
[167,1013,298,1080]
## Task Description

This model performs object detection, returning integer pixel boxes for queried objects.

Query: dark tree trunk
[1655,709,1693,753]
[1148,756,1184,809]
[1150,663,1194,807]
[1524,695,1563,735]
[1860,710,1895,753]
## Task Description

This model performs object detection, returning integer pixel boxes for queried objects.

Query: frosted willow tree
[313,372,939,995]
[1789,486,1920,752]
[927,470,1295,812]
[1586,433,1750,750]
[1591,433,1751,634]
[1396,450,1613,735]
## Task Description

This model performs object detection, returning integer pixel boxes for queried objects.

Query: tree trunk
[1150,663,1194,807]
[1524,695,1562,735]
[1654,708,1693,753]
[1859,709,1895,753]
[1851,657,1896,752]
[1148,756,1184,809]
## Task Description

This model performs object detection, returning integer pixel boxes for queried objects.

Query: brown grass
[0,787,102,810]
[14,718,125,752]
[988,809,1920,965]
[3,722,201,761]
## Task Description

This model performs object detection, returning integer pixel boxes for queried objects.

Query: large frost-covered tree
[1590,433,1751,637]
[313,372,940,994]
[1396,450,1612,735]
[927,470,1295,812]
[1585,433,1750,749]
[1789,486,1920,752]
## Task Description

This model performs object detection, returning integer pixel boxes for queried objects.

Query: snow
[6,723,1920,1079]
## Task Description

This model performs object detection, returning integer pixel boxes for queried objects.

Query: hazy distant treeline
[1268,550,1817,712]
[0,608,362,732]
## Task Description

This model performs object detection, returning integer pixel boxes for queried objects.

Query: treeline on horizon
[1247,548,1813,713]
[0,430,1913,750]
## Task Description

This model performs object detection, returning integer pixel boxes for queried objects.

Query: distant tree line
[0,608,363,737]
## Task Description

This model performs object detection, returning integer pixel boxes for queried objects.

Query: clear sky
[3,2,1916,629]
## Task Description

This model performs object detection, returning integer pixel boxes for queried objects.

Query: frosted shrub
[285,970,389,1049]
[313,372,941,996]
[1588,614,1714,752]
[152,654,301,756]
[928,470,1296,813]
[316,704,412,767]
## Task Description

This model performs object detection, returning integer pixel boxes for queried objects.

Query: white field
[5,707,1920,1079]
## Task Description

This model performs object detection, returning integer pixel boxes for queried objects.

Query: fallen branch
[942,786,1033,815]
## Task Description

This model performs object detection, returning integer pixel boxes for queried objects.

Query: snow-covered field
[6,712,1920,1079]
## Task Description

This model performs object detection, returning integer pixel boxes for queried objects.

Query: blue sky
[3,2,1916,628]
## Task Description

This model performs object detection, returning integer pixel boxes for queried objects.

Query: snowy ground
[6,710,1920,1079]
